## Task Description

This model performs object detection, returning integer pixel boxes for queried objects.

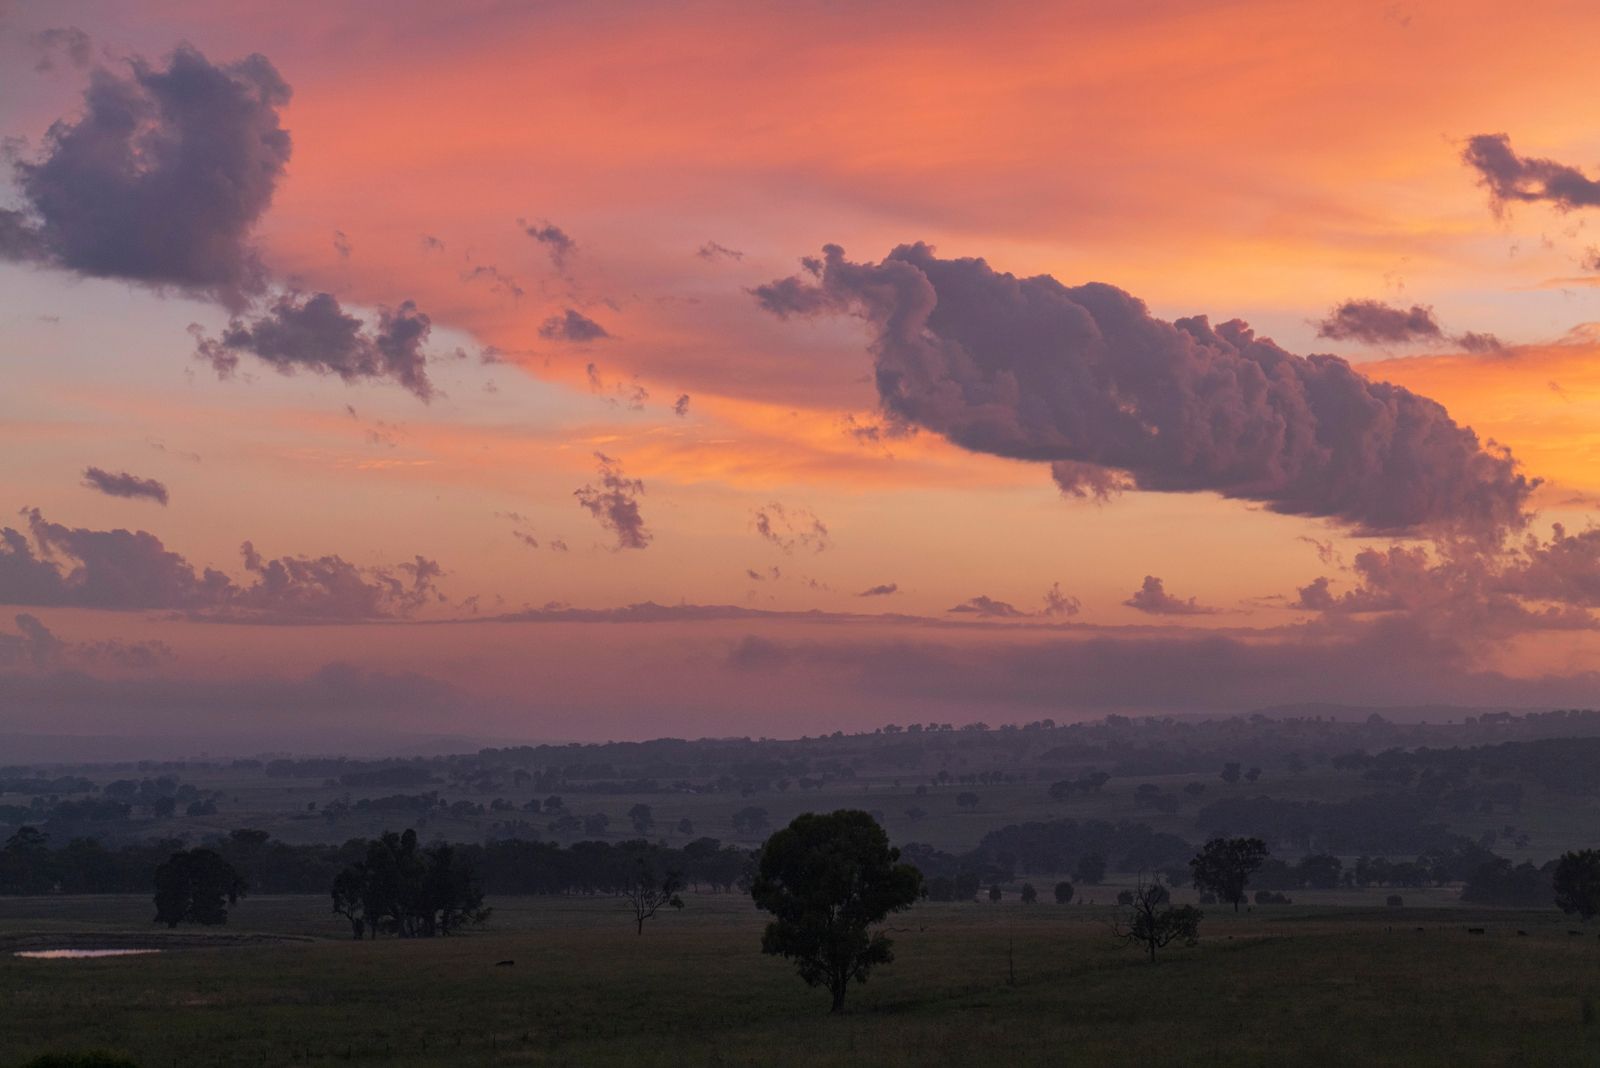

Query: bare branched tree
[624,859,684,935]
[1110,874,1202,963]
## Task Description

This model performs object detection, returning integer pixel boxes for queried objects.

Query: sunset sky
[4,0,1600,750]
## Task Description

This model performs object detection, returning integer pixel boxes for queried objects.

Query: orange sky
[3,1,1600,747]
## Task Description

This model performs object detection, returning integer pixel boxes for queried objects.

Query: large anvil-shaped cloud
[755,244,1535,535]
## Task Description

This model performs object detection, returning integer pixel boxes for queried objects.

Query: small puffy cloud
[1316,300,1443,344]
[539,308,610,342]
[520,218,575,271]
[674,394,691,417]
[752,503,830,554]
[1316,299,1503,354]
[193,292,434,401]
[858,583,899,597]
[82,467,169,506]
[574,453,651,550]
[0,44,292,309]
[333,230,352,259]
[1123,575,1216,615]
[948,594,1025,618]
[1464,133,1600,213]
[1040,582,1081,617]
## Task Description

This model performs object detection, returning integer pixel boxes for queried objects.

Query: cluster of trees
[0,825,752,898]
[330,830,489,938]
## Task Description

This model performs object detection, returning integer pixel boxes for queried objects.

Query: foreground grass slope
[2,894,1597,1066]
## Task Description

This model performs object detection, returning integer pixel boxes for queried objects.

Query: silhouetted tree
[1054,880,1075,904]
[1112,876,1201,963]
[1220,762,1242,785]
[751,810,923,1013]
[583,812,610,836]
[623,859,684,934]
[677,817,695,836]
[628,804,654,835]
[953,870,980,901]
[988,883,1002,902]
[2,827,53,895]
[1020,882,1037,903]
[1554,849,1600,921]
[153,848,245,928]
[956,792,980,811]
[1190,837,1269,912]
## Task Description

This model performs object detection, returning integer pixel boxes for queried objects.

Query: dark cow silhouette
[494,960,515,967]
[1466,928,1486,935]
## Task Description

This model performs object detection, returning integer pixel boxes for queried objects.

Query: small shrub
[1386,894,1404,907]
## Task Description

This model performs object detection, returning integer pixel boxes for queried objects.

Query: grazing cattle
[1467,928,1486,935]
[1516,930,1528,936]
[1414,927,1426,933]
[494,960,515,967]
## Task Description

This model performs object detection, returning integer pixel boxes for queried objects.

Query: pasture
[2,893,1596,1066]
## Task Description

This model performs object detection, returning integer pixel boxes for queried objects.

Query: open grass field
[2,893,1597,1067]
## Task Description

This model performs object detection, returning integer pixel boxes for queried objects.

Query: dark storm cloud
[1315,300,1443,344]
[755,244,1535,536]
[519,218,575,271]
[0,509,443,619]
[193,292,435,400]
[1,44,292,309]
[82,467,169,506]
[1123,575,1216,615]
[574,453,651,550]
[539,308,610,342]
[1464,133,1600,213]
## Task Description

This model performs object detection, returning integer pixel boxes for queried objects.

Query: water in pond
[14,948,161,959]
